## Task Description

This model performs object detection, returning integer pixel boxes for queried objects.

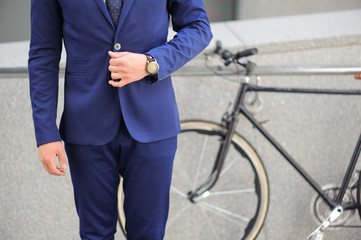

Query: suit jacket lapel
[116,0,134,32]
[93,0,114,28]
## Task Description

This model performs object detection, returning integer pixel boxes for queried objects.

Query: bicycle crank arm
[307,206,343,240]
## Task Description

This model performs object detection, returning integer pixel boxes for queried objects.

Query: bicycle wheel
[118,120,269,240]
[357,171,361,220]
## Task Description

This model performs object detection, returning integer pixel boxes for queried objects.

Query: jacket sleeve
[28,0,63,147]
[145,0,213,81]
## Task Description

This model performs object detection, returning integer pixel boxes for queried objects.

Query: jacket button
[114,43,121,50]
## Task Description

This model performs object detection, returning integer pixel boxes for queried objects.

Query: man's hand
[108,51,148,88]
[38,141,67,176]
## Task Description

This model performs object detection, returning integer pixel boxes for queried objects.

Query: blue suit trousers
[65,120,177,240]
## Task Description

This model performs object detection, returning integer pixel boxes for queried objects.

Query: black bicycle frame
[188,80,249,202]
[238,83,361,209]
[189,81,361,209]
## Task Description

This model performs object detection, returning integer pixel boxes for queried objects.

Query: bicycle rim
[357,171,361,220]
[167,121,269,240]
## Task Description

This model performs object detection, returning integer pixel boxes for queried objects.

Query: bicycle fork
[187,79,250,203]
[187,113,240,203]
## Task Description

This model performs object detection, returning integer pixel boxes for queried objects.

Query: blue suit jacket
[28,0,212,146]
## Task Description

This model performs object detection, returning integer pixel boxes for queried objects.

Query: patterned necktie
[106,0,123,28]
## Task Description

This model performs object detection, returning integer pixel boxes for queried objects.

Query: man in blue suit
[28,0,212,239]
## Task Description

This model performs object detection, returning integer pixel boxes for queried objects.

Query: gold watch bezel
[146,54,159,75]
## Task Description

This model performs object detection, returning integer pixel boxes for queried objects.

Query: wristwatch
[145,54,159,75]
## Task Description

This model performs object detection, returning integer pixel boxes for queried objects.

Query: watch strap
[145,54,156,63]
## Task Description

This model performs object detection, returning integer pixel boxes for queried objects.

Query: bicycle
[117,41,361,240]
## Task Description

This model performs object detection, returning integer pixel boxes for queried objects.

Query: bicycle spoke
[166,204,191,229]
[199,202,248,228]
[199,201,250,223]
[209,188,255,196]
[174,156,193,188]
[170,186,188,198]
[199,205,222,240]
[163,122,269,240]
[192,134,210,190]
[219,157,237,178]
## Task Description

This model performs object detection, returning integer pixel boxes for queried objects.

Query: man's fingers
[111,72,122,80]
[107,51,146,87]
[57,148,67,170]
[47,158,66,176]
[42,161,51,175]
[108,65,118,72]
[38,141,67,176]
[40,156,65,176]
[39,152,55,175]
[108,51,120,58]
[108,80,128,88]
[108,51,128,59]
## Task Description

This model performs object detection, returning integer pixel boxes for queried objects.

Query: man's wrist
[145,54,159,83]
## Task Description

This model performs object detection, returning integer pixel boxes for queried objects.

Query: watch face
[147,62,159,74]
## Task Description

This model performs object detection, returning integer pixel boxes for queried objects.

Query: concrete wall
[1,0,361,42]
[1,9,361,240]
[0,0,31,43]
[237,0,361,19]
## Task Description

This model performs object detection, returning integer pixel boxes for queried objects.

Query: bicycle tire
[118,120,269,240]
[357,171,361,220]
